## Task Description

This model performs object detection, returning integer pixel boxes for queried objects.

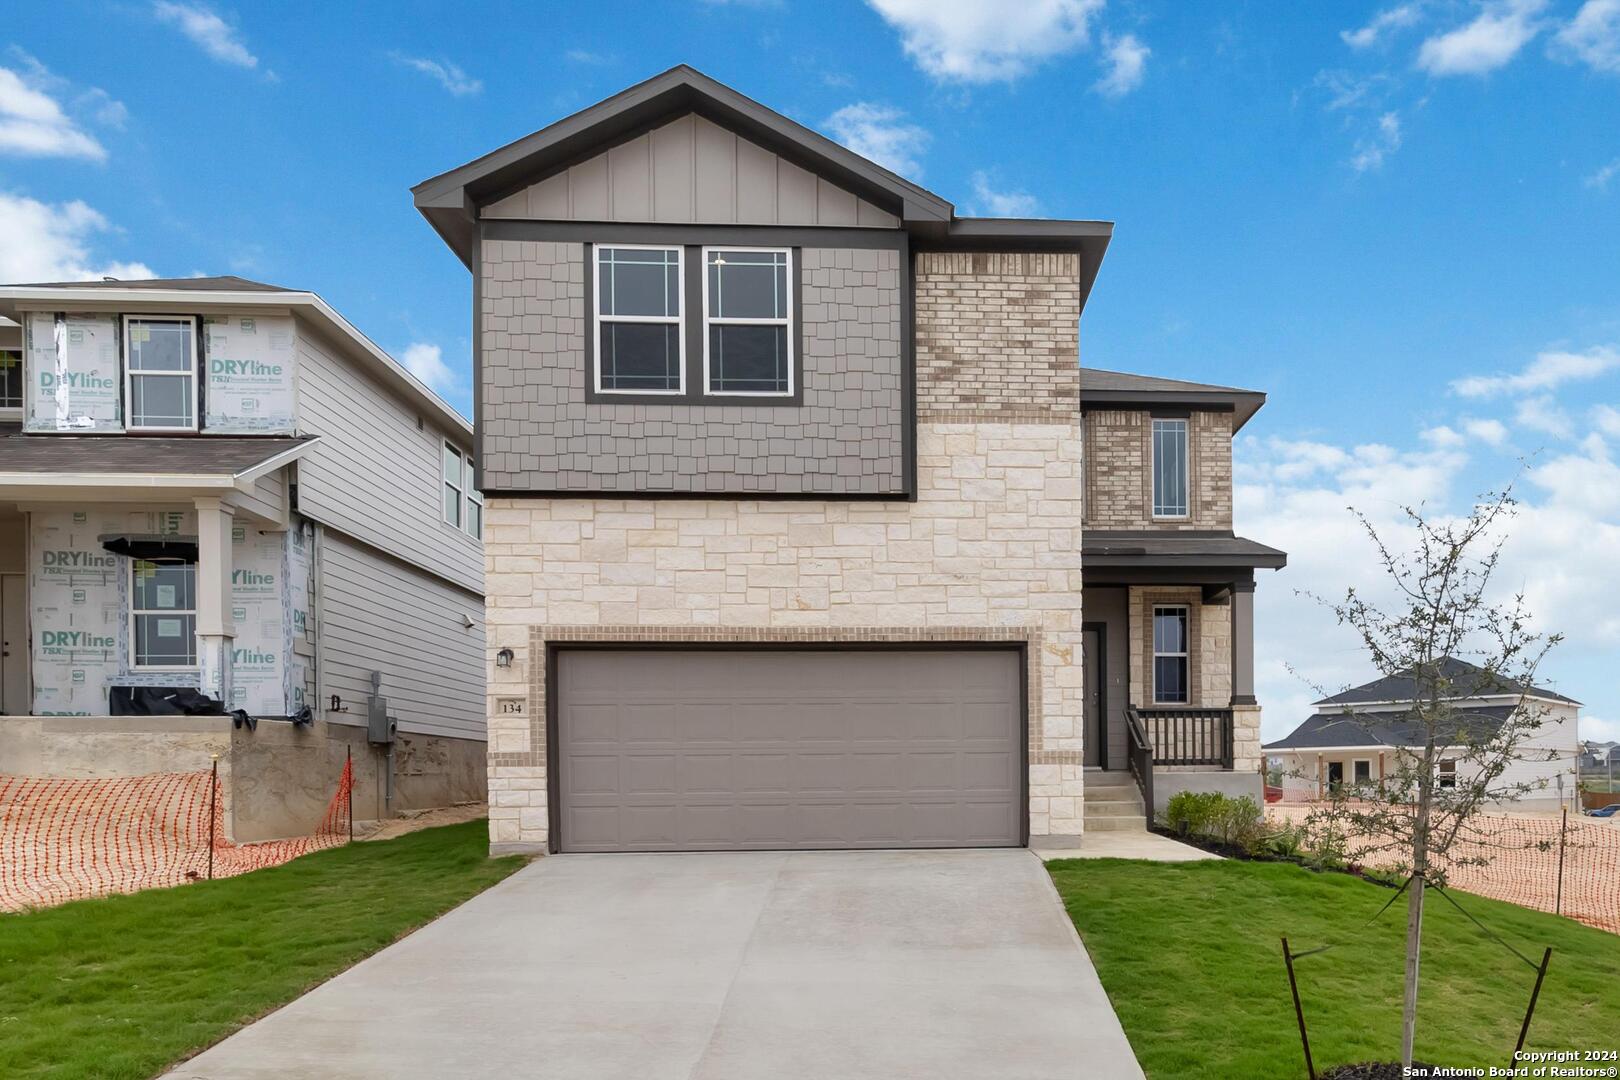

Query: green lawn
[0,820,524,1080]
[1047,857,1619,1078]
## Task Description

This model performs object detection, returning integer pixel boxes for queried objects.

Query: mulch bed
[1322,1065,1440,1079]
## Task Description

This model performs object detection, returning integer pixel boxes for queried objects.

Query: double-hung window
[442,442,482,538]
[1437,759,1457,790]
[1152,417,1189,518]
[704,248,792,396]
[131,558,197,668]
[594,245,683,393]
[125,316,199,431]
[1152,605,1190,704]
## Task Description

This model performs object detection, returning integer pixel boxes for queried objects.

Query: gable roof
[1314,657,1581,707]
[0,279,471,440]
[412,65,1112,303]
[1264,705,1516,751]
[1081,367,1267,431]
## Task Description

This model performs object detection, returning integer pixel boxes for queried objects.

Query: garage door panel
[556,649,1022,852]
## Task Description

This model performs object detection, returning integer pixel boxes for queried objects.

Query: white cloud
[0,64,107,161]
[564,49,613,65]
[390,54,482,96]
[1351,111,1403,172]
[1422,424,1467,448]
[969,171,1041,216]
[1587,158,1620,190]
[1314,69,1392,111]
[1342,4,1425,49]
[1584,714,1620,742]
[1451,346,1620,397]
[865,0,1104,82]
[822,102,930,178]
[1552,0,1620,73]
[1592,404,1620,437]
[1515,394,1573,435]
[399,342,460,396]
[152,2,260,70]
[1094,33,1149,98]
[1463,417,1511,445]
[1416,0,1546,76]
[0,191,154,284]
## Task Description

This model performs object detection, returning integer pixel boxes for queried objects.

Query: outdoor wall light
[495,648,514,669]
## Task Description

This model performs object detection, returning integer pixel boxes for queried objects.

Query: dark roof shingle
[6,275,294,293]
[1316,657,1579,707]
[0,434,315,475]
[1264,705,1517,751]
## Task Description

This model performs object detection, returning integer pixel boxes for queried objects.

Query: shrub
[1164,791,1224,837]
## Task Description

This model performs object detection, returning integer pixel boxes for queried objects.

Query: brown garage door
[555,648,1024,852]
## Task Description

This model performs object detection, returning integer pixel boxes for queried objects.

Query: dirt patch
[356,802,487,842]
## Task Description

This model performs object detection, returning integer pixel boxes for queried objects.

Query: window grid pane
[706,249,791,395]
[597,247,682,392]
[131,560,196,667]
[1152,606,1190,703]
[1152,418,1189,517]
[130,373,195,428]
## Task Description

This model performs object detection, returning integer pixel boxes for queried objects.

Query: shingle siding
[478,239,904,493]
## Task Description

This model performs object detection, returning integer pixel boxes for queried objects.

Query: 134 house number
[495,697,525,716]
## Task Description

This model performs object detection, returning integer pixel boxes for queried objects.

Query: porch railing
[1132,707,1235,769]
[1123,707,1154,818]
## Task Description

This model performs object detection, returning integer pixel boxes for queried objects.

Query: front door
[0,574,25,715]
[1083,627,1103,767]
[1326,760,1345,793]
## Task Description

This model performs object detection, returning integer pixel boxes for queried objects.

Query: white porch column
[194,497,235,703]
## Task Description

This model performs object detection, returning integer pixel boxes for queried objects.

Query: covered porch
[1081,531,1286,813]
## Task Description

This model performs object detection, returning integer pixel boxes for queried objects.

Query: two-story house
[413,66,1285,854]
[0,277,486,839]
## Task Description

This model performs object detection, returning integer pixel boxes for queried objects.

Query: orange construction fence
[0,757,353,913]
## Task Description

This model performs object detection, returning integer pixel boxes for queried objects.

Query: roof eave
[1081,388,1267,431]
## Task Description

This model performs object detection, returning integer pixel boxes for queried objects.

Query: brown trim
[539,636,1033,854]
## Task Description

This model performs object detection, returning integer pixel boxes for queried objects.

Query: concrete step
[1084,814,1149,832]
[1084,799,1145,817]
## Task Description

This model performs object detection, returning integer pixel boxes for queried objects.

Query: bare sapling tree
[1300,487,1561,1067]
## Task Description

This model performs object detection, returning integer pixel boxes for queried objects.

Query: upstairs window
[704,248,792,396]
[131,558,197,668]
[594,245,683,394]
[0,348,20,410]
[1152,605,1190,704]
[1152,417,1189,518]
[1438,758,1457,790]
[442,442,482,539]
[125,316,198,431]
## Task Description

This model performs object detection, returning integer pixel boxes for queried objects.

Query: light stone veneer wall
[483,421,1087,851]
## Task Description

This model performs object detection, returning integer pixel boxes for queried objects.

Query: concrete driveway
[168,849,1143,1079]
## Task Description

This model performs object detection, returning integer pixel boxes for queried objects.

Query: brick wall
[915,252,1080,422]
[1084,408,1233,529]
[478,240,904,494]
[482,421,1088,851]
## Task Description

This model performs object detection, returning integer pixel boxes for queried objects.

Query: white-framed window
[1353,758,1373,786]
[1151,417,1189,518]
[593,245,684,394]
[1437,758,1457,790]
[0,347,21,412]
[130,557,197,669]
[1152,604,1190,704]
[703,247,792,396]
[124,315,199,431]
[442,441,482,539]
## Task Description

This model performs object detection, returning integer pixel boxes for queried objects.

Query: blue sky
[5,1,1619,742]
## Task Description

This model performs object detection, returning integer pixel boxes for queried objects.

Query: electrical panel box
[366,694,396,745]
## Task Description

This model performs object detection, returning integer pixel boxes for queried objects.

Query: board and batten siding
[293,322,482,594]
[481,112,899,227]
[320,533,485,741]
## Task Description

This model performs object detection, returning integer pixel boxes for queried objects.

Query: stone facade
[477,239,904,494]
[483,422,1088,851]
[915,252,1080,422]
[1083,408,1233,529]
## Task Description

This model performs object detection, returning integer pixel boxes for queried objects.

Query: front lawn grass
[0,820,524,1080]
[1047,857,1619,1078]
